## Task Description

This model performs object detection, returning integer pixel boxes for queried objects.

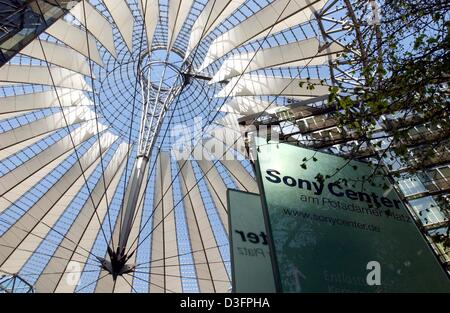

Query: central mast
[101,49,187,279]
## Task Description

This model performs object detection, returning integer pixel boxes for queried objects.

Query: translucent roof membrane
[5,0,428,293]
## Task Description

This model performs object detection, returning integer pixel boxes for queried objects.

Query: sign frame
[253,138,450,292]
[227,188,277,293]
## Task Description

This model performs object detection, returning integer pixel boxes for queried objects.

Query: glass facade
[0,0,80,64]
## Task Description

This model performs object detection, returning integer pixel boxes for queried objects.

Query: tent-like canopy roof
[0,0,354,292]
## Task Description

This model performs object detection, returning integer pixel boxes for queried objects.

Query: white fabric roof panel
[0,107,95,150]
[0,89,92,115]
[102,0,134,52]
[113,165,149,293]
[220,159,258,193]
[93,152,149,294]
[0,121,106,197]
[0,151,76,216]
[94,224,120,293]
[217,75,330,98]
[139,0,159,52]
[46,19,103,66]
[0,133,55,162]
[0,65,92,91]
[35,142,128,293]
[53,144,127,293]
[206,127,247,159]
[196,158,229,234]
[186,0,245,59]
[70,1,117,57]
[219,96,278,115]
[214,113,244,130]
[199,0,326,70]
[199,134,258,193]
[0,112,32,121]
[210,38,343,83]
[167,0,195,51]
[177,160,230,293]
[149,152,182,293]
[19,40,91,76]
[0,106,97,151]
[0,124,109,217]
[0,133,117,267]
[111,276,135,293]
[94,270,115,292]
[0,155,102,275]
[199,137,239,163]
[0,0,350,293]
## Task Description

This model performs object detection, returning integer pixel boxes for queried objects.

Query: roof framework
[0,0,448,292]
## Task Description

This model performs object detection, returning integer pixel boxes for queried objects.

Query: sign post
[254,138,450,292]
[227,189,276,293]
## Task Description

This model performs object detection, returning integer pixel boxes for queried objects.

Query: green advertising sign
[227,189,276,293]
[255,138,450,292]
